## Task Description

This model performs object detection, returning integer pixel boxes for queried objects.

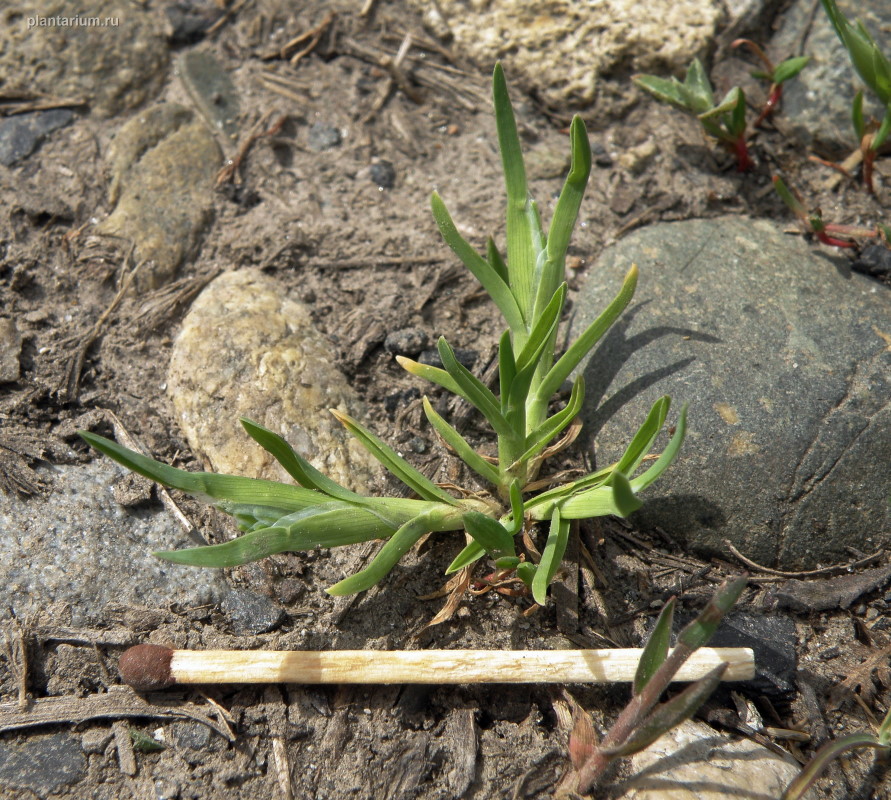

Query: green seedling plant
[633,58,752,171]
[556,575,748,796]
[732,40,809,127]
[783,703,891,799]
[821,0,891,194]
[773,174,891,247]
[80,64,686,606]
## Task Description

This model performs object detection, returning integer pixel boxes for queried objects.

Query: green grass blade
[493,62,535,319]
[326,510,442,595]
[487,237,509,283]
[677,574,748,650]
[431,191,526,331]
[516,376,584,464]
[607,664,729,757]
[782,735,889,800]
[396,355,462,395]
[536,265,637,404]
[555,471,642,519]
[516,284,566,372]
[422,397,501,486]
[446,539,487,573]
[634,597,675,695]
[239,418,364,503]
[330,409,459,506]
[79,431,320,510]
[531,507,569,605]
[507,479,524,535]
[156,527,296,568]
[630,404,687,493]
[462,511,517,559]
[499,330,517,409]
[536,116,591,319]
[437,338,515,440]
[853,90,866,140]
[614,396,670,476]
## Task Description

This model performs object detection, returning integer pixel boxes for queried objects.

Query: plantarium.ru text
[80,65,686,606]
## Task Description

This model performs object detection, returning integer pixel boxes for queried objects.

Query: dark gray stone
[369,160,396,189]
[178,50,240,140]
[221,589,285,634]
[571,216,891,569]
[0,109,74,166]
[308,122,341,151]
[171,721,212,750]
[384,326,430,356]
[0,733,86,798]
[773,0,891,153]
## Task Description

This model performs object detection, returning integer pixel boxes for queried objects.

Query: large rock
[167,269,380,492]
[571,216,891,569]
[0,1,167,117]
[95,104,220,289]
[409,0,763,112]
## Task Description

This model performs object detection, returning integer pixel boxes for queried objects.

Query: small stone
[308,122,342,151]
[178,50,240,139]
[854,243,891,279]
[167,269,380,492]
[369,160,396,189]
[618,720,799,799]
[154,777,181,800]
[221,589,285,634]
[171,722,212,751]
[111,472,154,507]
[0,733,87,798]
[0,317,22,382]
[617,139,658,175]
[96,104,221,289]
[165,2,222,44]
[0,109,74,166]
[384,327,430,357]
[80,728,113,755]
[418,348,478,370]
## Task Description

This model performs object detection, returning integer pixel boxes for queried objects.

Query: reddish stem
[734,136,753,172]
[815,230,856,248]
[754,84,781,127]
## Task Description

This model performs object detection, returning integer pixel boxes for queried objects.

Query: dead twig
[2,615,29,710]
[216,112,288,186]
[266,11,336,65]
[361,33,422,125]
[724,539,884,578]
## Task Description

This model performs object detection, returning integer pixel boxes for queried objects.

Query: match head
[119,644,176,691]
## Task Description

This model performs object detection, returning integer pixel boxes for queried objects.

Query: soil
[2,1,891,799]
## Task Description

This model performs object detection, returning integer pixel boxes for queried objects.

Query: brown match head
[119,644,176,692]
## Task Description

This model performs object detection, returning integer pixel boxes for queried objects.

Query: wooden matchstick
[119,644,755,691]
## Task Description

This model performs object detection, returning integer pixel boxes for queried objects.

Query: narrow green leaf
[536,264,637,404]
[553,471,642,520]
[540,116,592,319]
[422,396,501,486]
[431,191,526,331]
[614,396,671,477]
[446,539,486,573]
[396,355,463,395]
[773,55,810,84]
[606,664,729,757]
[487,237,509,284]
[330,409,459,505]
[699,86,740,120]
[507,480,525,535]
[516,561,537,589]
[630,404,688,493]
[499,330,517,409]
[677,574,748,650]
[79,431,320,510]
[437,338,515,440]
[240,418,364,503]
[517,377,584,465]
[852,90,866,140]
[495,556,521,569]
[462,511,517,559]
[531,507,570,605]
[493,62,536,319]
[516,284,566,372]
[782,734,888,800]
[326,511,439,595]
[633,74,691,110]
[772,175,807,219]
[871,106,891,150]
[634,598,676,696]
[728,87,747,138]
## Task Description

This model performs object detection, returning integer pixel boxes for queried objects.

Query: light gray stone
[178,50,240,140]
[0,317,22,382]
[772,0,891,152]
[0,460,227,623]
[571,216,891,569]
[408,0,760,112]
[0,733,86,798]
[616,720,800,799]
[167,269,380,492]
[0,1,167,118]
[96,104,220,289]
